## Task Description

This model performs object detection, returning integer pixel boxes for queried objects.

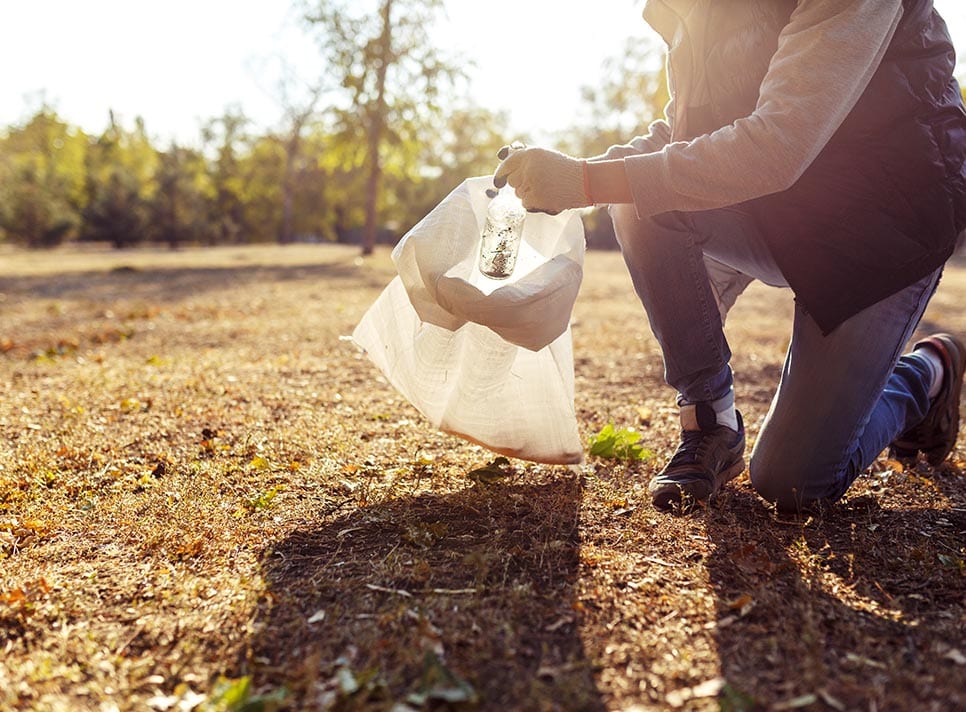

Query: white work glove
[493,145,592,215]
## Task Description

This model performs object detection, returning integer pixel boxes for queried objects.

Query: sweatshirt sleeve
[598,118,672,160]
[624,0,903,218]
[590,94,675,161]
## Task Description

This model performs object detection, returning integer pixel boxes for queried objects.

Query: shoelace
[668,429,716,467]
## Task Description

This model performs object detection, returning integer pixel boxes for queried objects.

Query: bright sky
[2,1,965,145]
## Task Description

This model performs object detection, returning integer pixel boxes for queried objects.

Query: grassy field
[1,243,963,711]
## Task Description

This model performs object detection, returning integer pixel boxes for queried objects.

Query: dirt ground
[0,243,963,711]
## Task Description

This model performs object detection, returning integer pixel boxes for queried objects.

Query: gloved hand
[493,146,592,215]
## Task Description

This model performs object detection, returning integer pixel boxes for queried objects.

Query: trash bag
[352,176,585,464]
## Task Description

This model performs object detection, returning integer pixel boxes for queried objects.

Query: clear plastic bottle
[478,185,526,280]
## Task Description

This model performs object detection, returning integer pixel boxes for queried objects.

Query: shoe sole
[651,457,746,513]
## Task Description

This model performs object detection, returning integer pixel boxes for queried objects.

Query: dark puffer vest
[646,0,966,333]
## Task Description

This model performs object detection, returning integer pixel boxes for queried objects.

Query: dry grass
[0,243,963,712]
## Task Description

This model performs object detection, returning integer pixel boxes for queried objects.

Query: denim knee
[748,455,809,512]
[748,439,847,513]
[610,204,689,256]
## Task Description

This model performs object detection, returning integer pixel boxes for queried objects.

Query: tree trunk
[362,0,392,257]
[167,191,179,250]
[280,121,305,245]
[278,84,320,245]
[280,139,296,245]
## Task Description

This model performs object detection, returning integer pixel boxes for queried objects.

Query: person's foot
[890,333,965,465]
[649,403,746,513]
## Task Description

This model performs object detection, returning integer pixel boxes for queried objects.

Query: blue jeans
[611,204,941,511]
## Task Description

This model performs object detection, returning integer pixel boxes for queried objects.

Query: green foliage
[81,169,149,248]
[563,35,669,158]
[399,102,509,228]
[588,423,654,461]
[151,143,214,247]
[0,107,87,247]
[200,676,287,712]
[81,114,156,248]
[0,19,663,251]
[244,487,279,512]
[202,109,252,243]
[236,135,287,243]
[303,0,467,252]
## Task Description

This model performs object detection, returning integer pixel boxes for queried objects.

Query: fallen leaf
[145,693,178,711]
[726,593,755,616]
[844,652,886,669]
[1,588,26,606]
[733,542,777,576]
[773,693,818,710]
[879,458,905,474]
[336,667,359,696]
[666,677,725,707]
[944,648,966,665]
[727,593,753,610]
[466,456,514,484]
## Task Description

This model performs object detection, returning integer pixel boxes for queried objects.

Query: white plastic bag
[352,176,585,464]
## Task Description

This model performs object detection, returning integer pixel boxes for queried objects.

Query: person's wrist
[584,159,633,205]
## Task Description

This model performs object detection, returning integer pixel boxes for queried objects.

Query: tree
[566,35,669,158]
[202,108,252,243]
[0,108,87,247]
[302,0,463,254]
[81,113,157,248]
[276,81,323,244]
[235,135,286,244]
[151,143,213,248]
[393,102,510,231]
[287,123,361,243]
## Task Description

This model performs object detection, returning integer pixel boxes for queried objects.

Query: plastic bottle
[478,185,526,280]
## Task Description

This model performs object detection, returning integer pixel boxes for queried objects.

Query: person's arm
[585,160,634,204]
[591,102,674,162]
[613,0,903,214]
[492,109,671,212]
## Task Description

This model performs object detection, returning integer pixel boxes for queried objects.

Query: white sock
[915,346,945,400]
[679,388,738,431]
[712,390,739,431]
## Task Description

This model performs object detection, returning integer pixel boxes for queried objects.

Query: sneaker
[889,333,965,465]
[649,403,746,513]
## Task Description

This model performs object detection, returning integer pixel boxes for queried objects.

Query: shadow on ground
[704,470,966,711]
[0,260,390,304]
[244,477,606,711]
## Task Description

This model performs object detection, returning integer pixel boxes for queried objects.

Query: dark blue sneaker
[890,333,965,465]
[649,404,745,513]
